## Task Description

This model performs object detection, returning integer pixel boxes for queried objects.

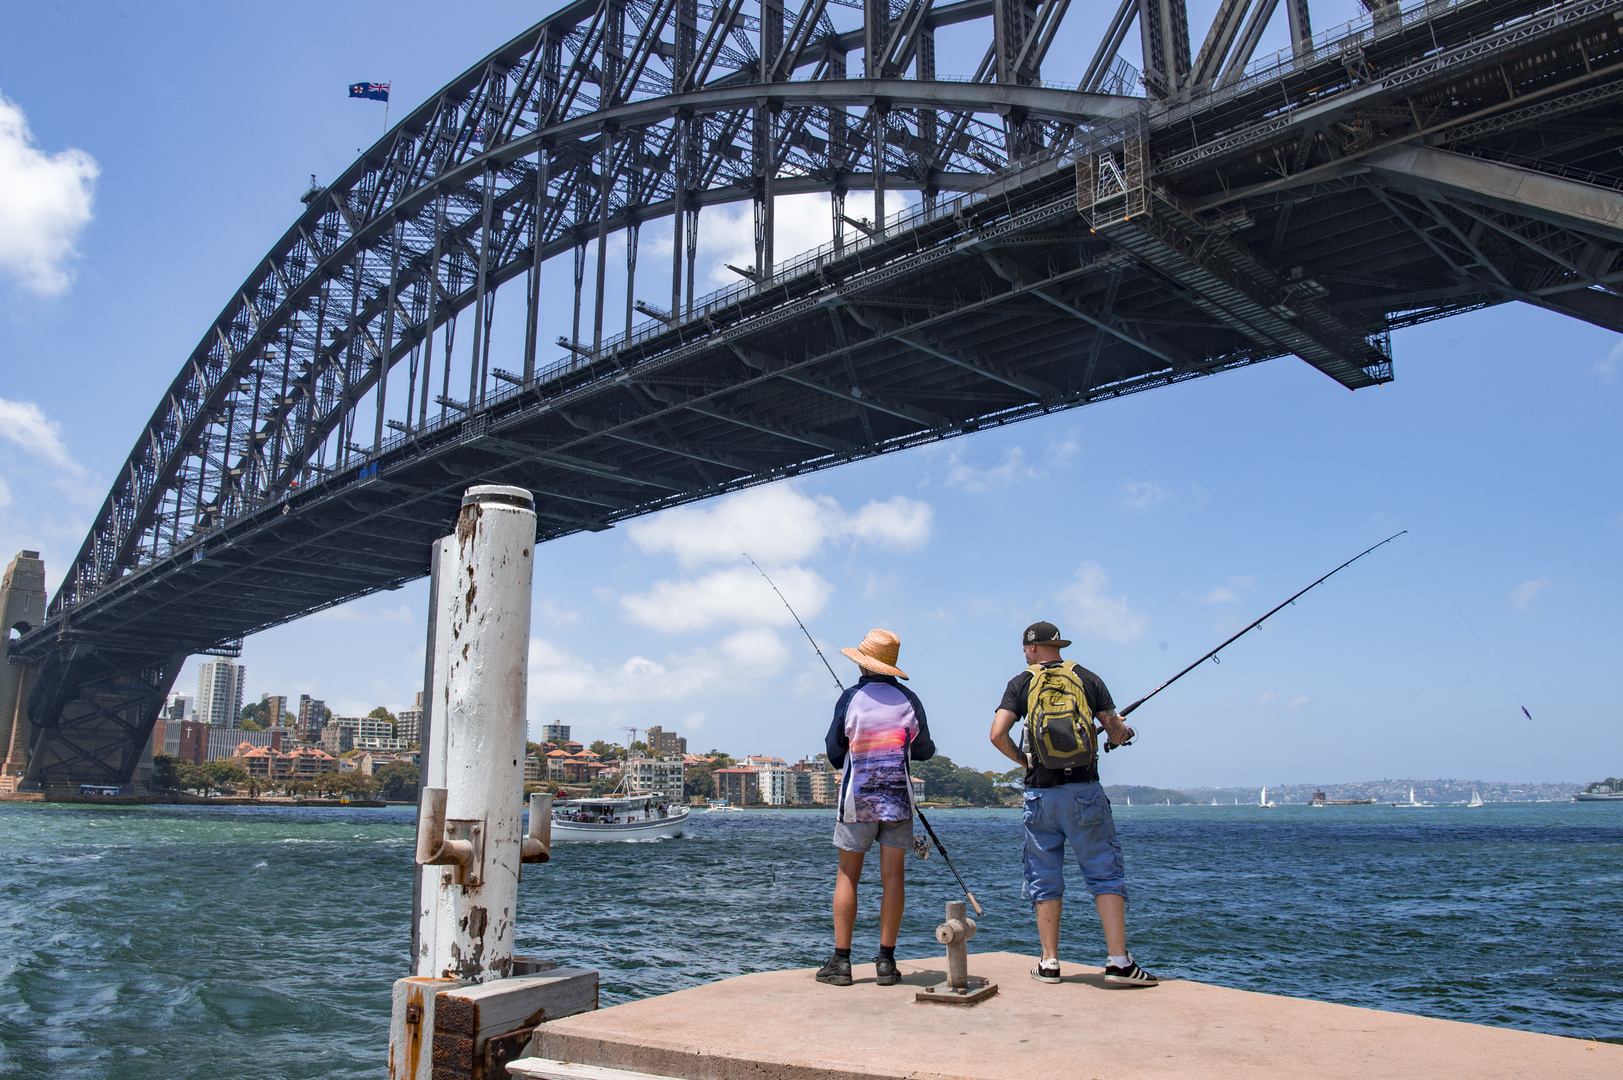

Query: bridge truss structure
[10,0,1622,789]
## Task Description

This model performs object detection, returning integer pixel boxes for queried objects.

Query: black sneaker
[874,955,900,986]
[1030,959,1061,983]
[815,954,852,986]
[1103,956,1158,987]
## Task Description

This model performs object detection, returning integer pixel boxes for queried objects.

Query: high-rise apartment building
[297,695,327,740]
[261,694,288,726]
[625,757,685,797]
[542,723,571,744]
[644,726,688,757]
[195,659,245,728]
[396,691,422,746]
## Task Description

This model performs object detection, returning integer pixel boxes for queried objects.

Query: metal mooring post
[917,899,998,1005]
[412,484,536,982]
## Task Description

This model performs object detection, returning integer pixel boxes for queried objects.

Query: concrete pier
[0,551,46,794]
[512,951,1621,1080]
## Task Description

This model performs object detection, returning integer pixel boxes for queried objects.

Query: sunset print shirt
[825,673,936,822]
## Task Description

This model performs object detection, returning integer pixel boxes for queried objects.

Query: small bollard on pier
[389,486,598,1080]
[916,900,998,1005]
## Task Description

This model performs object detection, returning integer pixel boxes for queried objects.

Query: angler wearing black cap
[989,621,1158,988]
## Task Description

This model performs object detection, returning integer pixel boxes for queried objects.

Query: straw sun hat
[840,628,909,680]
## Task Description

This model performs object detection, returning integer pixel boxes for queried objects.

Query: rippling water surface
[0,801,1618,1078]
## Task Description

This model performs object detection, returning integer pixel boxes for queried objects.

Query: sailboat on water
[1260,786,1275,808]
[1469,788,1484,808]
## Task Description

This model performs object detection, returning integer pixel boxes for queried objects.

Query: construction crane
[616,726,639,755]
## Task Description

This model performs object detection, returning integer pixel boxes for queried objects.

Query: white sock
[1107,954,1131,969]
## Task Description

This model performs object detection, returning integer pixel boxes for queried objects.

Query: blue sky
[1,2,1618,786]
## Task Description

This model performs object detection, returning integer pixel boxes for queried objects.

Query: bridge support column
[0,551,46,793]
[413,485,536,982]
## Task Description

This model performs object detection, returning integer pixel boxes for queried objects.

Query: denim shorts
[833,817,914,853]
[1021,781,1126,903]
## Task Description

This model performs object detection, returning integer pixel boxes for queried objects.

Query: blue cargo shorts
[1021,781,1126,903]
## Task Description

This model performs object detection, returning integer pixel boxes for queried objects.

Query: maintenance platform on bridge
[511,951,1619,1080]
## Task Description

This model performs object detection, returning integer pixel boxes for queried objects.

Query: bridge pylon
[1,551,46,793]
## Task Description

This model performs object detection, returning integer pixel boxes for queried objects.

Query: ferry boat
[704,799,744,813]
[1575,779,1623,802]
[550,791,689,841]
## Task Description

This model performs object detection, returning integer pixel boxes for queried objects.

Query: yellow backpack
[1023,663,1097,770]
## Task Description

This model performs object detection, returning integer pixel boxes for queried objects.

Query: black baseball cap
[1023,621,1071,649]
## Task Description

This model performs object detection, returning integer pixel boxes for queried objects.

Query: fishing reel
[1101,725,1137,752]
[913,835,930,860]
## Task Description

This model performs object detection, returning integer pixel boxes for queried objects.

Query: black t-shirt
[999,661,1115,788]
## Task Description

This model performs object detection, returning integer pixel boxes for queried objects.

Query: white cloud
[619,565,832,633]
[1259,690,1276,706]
[1121,480,1168,510]
[626,482,931,569]
[680,709,708,731]
[1508,577,1553,612]
[0,398,83,475]
[699,191,895,286]
[0,473,10,511]
[945,446,1035,493]
[1595,340,1623,382]
[1285,695,1309,710]
[528,638,718,706]
[0,92,98,296]
[1202,575,1254,604]
[719,627,790,672]
[1058,562,1149,643]
[537,598,579,625]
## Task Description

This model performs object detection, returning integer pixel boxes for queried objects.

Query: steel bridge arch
[52,0,1148,624]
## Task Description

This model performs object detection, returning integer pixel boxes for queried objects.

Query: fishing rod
[744,553,985,916]
[1114,531,1408,726]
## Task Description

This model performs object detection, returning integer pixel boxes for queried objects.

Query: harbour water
[0,800,1617,1078]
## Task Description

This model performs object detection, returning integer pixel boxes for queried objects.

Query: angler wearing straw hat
[816,629,936,987]
[990,621,1159,987]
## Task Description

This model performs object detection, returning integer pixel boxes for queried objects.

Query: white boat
[550,791,688,841]
[1468,788,1483,808]
[1260,786,1274,808]
[1394,786,1429,807]
[705,800,744,813]
[1575,779,1623,801]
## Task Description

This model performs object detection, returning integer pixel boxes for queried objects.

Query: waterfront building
[644,725,687,757]
[195,659,245,728]
[625,756,684,796]
[235,743,338,781]
[751,760,794,806]
[397,693,422,745]
[318,724,354,755]
[297,695,327,740]
[208,726,294,761]
[809,770,838,806]
[545,749,605,783]
[713,766,761,806]
[260,694,288,725]
[911,776,926,803]
[542,722,571,744]
[791,769,813,806]
[524,753,543,784]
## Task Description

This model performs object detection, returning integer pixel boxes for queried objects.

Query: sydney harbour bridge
[5,0,1621,789]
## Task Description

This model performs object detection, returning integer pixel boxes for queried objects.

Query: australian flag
[349,82,390,102]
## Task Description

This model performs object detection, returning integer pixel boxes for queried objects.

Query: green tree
[589,740,622,761]
[239,700,272,727]
[207,760,248,794]
[684,761,717,800]
[239,717,264,732]
[334,772,380,798]
[375,760,420,801]
[151,751,178,791]
[175,762,208,794]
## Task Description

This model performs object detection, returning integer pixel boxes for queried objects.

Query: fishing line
[1404,533,1533,721]
[742,552,985,916]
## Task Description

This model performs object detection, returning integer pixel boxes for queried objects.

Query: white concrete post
[413,485,535,983]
